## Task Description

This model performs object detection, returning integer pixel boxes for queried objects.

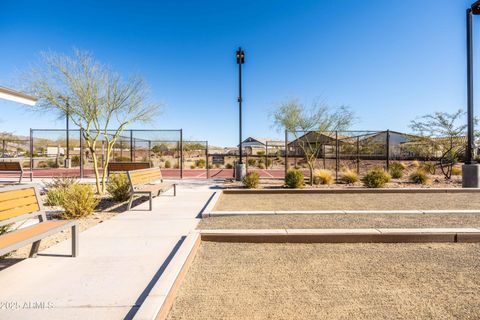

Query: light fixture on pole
[0,86,37,106]
[235,47,246,181]
[463,1,480,187]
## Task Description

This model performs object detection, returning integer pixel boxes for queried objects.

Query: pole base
[64,158,72,169]
[235,163,246,181]
[462,164,480,188]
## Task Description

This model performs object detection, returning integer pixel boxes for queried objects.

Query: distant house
[238,137,284,155]
[287,132,346,157]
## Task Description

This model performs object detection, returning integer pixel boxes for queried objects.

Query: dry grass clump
[340,168,359,184]
[389,162,405,179]
[313,169,334,185]
[409,170,429,185]
[243,172,260,189]
[451,166,462,176]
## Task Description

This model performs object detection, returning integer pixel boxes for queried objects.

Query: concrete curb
[205,209,480,217]
[201,190,223,218]
[199,228,480,243]
[133,232,201,320]
[222,188,480,194]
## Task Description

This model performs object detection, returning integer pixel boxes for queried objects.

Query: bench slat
[0,203,40,221]
[0,196,38,212]
[0,220,71,250]
[0,162,22,171]
[0,188,35,202]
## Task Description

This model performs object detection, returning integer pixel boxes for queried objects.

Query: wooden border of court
[133,227,480,320]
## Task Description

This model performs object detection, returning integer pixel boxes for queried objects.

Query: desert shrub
[60,184,98,219]
[225,163,233,169]
[107,173,131,202]
[45,187,68,207]
[266,159,272,167]
[247,158,256,166]
[313,169,334,185]
[340,168,359,184]
[451,166,462,176]
[46,176,78,189]
[190,164,196,169]
[362,168,391,188]
[285,169,304,188]
[422,162,436,175]
[258,163,265,169]
[38,159,58,168]
[195,159,206,168]
[412,160,420,168]
[389,162,405,179]
[71,155,80,167]
[243,172,260,189]
[257,150,265,156]
[409,170,429,185]
[164,160,172,168]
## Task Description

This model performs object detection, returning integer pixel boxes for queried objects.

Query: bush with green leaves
[71,155,80,167]
[285,169,304,188]
[164,160,172,168]
[409,170,429,185]
[340,168,359,184]
[107,173,131,202]
[60,184,99,219]
[225,163,233,169]
[313,169,333,185]
[243,172,260,189]
[389,162,405,179]
[45,187,68,207]
[195,159,206,168]
[362,168,391,188]
[247,158,256,166]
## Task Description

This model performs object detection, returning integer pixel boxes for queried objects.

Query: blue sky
[0,0,478,146]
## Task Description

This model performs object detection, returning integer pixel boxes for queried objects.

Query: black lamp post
[466,2,480,164]
[463,2,480,187]
[236,47,245,165]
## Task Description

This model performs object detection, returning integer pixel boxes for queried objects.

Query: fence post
[206,141,209,179]
[180,129,183,179]
[335,131,339,181]
[130,130,134,161]
[386,129,390,171]
[356,136,360,174]
[29,129,34,180]
[80,129,84,179]
[265,141,268,170]
[2,139,5,158]
[284,130,288,177]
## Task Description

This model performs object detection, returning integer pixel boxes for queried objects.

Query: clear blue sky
[0,0,478,146]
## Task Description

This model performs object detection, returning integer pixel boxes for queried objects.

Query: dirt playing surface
[214,192,480,211]
[167,242,480,320]
[198,213,480,230]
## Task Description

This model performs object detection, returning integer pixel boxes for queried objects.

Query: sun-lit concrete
[0,179,218,320]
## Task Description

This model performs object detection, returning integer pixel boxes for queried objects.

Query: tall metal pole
[238,53,243,164]
[66,100,70,160]
[467,8,475,164]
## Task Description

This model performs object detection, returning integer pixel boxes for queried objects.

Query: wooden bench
[107,162,151,176]
[0,185,78,258]
[0,161,32,183]
[127,168,176,211]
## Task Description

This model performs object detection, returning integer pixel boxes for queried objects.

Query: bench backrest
[0,185,44,226]
[108,162,151,175]
[0,161,23,172]
[127,167,163,187]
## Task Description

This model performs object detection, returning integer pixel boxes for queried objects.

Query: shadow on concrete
[123,236,186,320]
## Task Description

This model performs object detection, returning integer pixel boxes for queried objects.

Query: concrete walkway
[0,179,217,320]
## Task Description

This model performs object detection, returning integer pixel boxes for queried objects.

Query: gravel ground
[167,242,480,320]
[198,213,480,229]
[214,193,480,211]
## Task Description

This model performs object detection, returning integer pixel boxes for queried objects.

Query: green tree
[272,98,355,185]
[24,50,160,193]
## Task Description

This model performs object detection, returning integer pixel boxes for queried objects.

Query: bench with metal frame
[0,161,32,183]
[107,162,151,176]
[127,167,176,211]
[0,185,78,258]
